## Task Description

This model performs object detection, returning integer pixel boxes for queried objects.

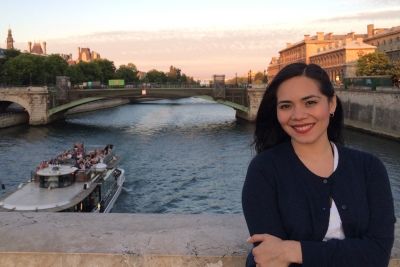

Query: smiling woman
[242,63,395,267]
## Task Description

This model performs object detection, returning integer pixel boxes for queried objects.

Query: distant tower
[28,41,32,52]
[42,41,47,55]
[77,47,81,61]
[6,28,14,49]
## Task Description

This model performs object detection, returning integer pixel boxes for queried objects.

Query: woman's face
[276,76,336,146]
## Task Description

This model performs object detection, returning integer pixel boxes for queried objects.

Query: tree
[254,72,265,83]
[66,64,85,84]
[167,65,181,83]
[1,53,46,85]
[391,60,400,77]
[356,52,392,76]
[77,62,102,82]
[145,69,167,83]
[115,65,139,83]
[126,63,137,72]
[44,55,68,85]
[93,59,116,84]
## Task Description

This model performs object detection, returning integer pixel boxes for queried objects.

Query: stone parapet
[0,213,248,267]
[1,213,398,266]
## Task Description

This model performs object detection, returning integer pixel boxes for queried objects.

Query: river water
[0,97,399,215]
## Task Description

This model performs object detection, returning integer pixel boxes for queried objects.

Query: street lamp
[335,75,340,84]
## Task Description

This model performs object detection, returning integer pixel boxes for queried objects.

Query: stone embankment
[336,88,400,140]
[0,213,399,267]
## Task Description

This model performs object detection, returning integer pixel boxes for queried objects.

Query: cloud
[315,8,400,22]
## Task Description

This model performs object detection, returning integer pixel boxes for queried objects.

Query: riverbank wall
[336,88,400,140]
[0,213,399,267]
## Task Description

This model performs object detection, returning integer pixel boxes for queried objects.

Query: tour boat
[0,144,125,213]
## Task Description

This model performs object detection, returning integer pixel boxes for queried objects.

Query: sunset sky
[1,0,400,80]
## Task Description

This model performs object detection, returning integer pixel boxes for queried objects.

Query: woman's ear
[329,95,337,114]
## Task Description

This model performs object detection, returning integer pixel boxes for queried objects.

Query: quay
[0,213,400,266]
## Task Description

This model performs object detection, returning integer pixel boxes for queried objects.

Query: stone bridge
[0,87,50,125]
[0,86,267,125]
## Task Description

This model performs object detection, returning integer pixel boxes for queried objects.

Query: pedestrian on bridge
[242,63,395,267]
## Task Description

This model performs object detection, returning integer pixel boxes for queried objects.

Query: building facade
[77,47,101,63]
[309,39,376,83]
[267,31,367,82]
[364,24,400,63]
[27,41,47,55]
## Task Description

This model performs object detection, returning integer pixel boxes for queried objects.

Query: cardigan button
[341,204,347,210]
[322,179,328,184]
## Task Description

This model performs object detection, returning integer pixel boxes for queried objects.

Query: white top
[323,143,345,241]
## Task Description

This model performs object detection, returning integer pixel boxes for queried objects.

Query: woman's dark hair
[254,63,344,154]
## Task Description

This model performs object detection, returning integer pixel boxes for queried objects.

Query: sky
[1,0,400,80]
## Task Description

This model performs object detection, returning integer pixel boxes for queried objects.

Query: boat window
[39,174,75,188]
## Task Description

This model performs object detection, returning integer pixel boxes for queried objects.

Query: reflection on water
[0,97,399,215]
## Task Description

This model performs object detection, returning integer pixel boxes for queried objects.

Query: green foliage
[0,52,198,87]
[167,65,181,82]
[1,53,46,85]
[145,69,167,83]
[391,60,400,78]
[77,62,102,82]
[93,59,116,83]
[126,63,137,72]
[115,65,139,83]
[356,52,392,76]
[44,55,68,85]
[65,64,85,84]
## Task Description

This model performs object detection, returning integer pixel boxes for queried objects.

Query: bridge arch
[48,97,106,120]
[0,96,31,117]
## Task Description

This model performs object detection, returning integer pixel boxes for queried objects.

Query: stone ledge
[0,213,399,266]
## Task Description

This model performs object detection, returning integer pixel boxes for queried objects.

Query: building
[309,39,376,83]
[77,47,100,62]
[57,53,76,65]
[364,24,400,63]
[267,31,367,82]
[27,41,47,55]
[6,28,14,49]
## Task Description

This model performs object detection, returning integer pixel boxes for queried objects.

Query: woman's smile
[290,123,315,134]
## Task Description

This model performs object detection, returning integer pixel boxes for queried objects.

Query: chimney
[304,34,310,41]
[316,32,324,41]
[367,24,374,38]
[286,43,292,48]
[325,33,333,40]
[346,32,355,40]
[28,41,32,53]
[42,42,46,55]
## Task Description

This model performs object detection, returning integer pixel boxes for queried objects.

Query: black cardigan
[242,142,395,267]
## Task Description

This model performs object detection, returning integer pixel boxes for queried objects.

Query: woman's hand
[247,234,302,267]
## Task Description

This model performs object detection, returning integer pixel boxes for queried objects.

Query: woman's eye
[278,104,291,110]
[305,100,317,106]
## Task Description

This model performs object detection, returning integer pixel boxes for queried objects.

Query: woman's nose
[290,106,307,120]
